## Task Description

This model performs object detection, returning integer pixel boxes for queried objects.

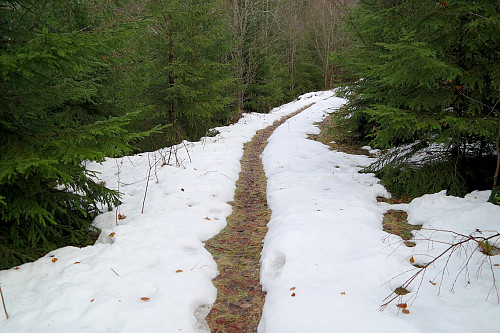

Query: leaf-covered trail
[205,104,314,332]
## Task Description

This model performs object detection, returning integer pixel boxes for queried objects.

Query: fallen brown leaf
[141,297,150,301]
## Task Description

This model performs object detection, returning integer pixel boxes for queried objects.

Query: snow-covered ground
[258,97,500,332]
[1,91,499,332]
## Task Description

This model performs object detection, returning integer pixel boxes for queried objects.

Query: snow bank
[259,96,500,332]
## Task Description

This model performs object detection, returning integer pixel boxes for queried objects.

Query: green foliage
[489,187,500,204]
[478,239,500,256]
[108,0,342,146]
[376,161,468,198]
[244,56,288,113]
[242,35,324,114]
[0,0,151,269]
[0,0,356,269]
[127,0,236,150]
[340,0,500,196]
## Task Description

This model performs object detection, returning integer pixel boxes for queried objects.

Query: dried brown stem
[141,153,153,214]
[0,285,8,320]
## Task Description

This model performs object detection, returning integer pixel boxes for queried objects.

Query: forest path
[204,103,315,332]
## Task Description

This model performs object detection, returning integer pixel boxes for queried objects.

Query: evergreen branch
[449,82,500,116]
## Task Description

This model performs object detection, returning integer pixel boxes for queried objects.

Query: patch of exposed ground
[311,113,421,244]
[307,107,369,156]
[205,104,315,333]
[382,210,421,243]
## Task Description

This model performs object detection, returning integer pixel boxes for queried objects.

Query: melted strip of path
[205,103,315,332]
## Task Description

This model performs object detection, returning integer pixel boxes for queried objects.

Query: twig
[190,260,202,270]
[451,243,478,293]
[0,285,8,320]
[203,170,233,180]
[141,152,153,214]
[182,140,192,163]
[111,268,120,276]
[153,152,160,184]
[167,145,173,166]
[167,144,185,168]
[487,256,500,302]
[381,230,500,310]
[115,159,122,226]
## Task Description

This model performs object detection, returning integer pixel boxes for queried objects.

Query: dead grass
[308,108,369,156]
[382,210,421,241]
[205,104,314,332]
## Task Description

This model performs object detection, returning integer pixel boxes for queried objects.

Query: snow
[362,145,381,155]
[259,97,500,332]
[1,91,499,333]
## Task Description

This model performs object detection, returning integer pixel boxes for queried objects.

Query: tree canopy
[0,0,153,268]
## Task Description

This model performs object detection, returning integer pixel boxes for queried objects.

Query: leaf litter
[205,105,314,332]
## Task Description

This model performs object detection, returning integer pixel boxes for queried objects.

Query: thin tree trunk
[235,44,244,111]
[229,0,246,112]
[494,118,500,188]
[167,13,176,125]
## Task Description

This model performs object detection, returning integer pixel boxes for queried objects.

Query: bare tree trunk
[226,0,251,112]
[306,0,356,90]
[233,0,245,111]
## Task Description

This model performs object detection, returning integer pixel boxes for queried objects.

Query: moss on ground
[382,210,421,241]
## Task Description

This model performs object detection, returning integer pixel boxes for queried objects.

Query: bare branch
[381,230,500,310]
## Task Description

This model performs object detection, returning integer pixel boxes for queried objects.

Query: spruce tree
[0,0,149,268]
[131,0,235,149]
[340,0,500,196]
